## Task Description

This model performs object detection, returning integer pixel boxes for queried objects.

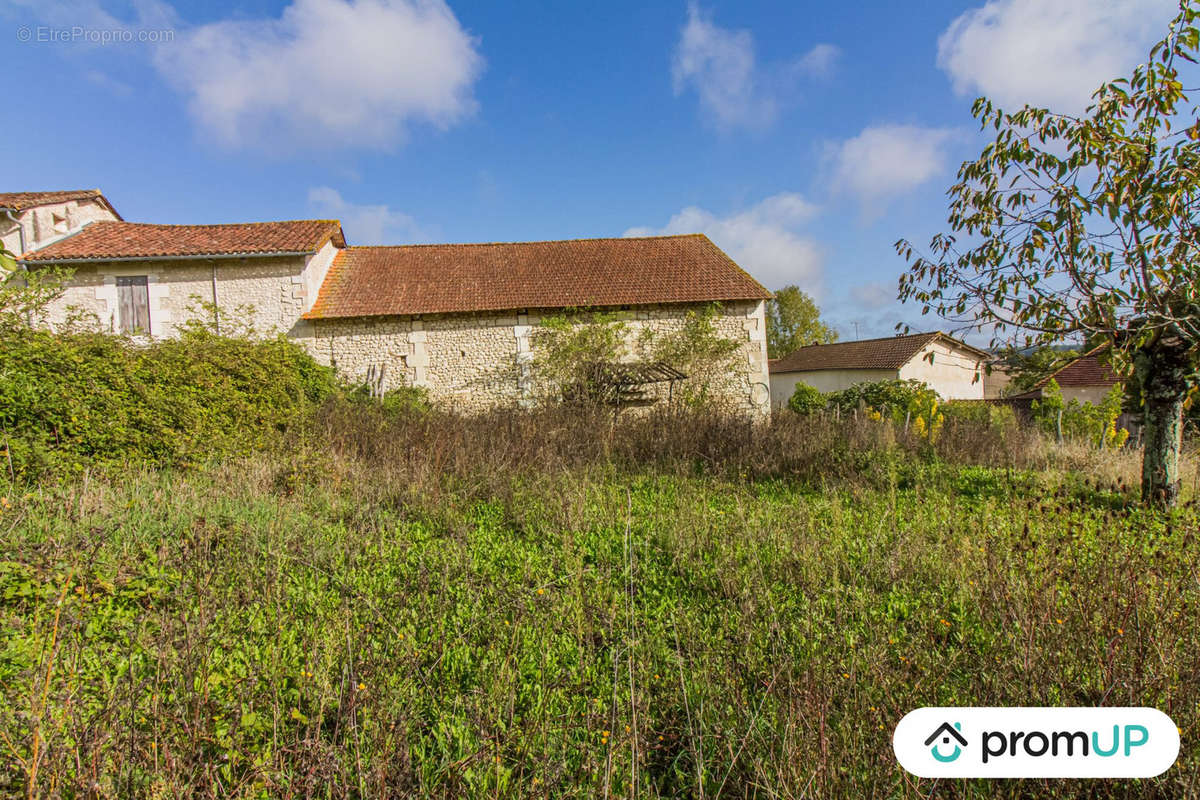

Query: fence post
[1056,409,1063,445]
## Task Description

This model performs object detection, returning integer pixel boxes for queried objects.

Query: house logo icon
[924,722,967,762]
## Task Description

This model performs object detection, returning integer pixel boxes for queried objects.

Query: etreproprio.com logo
[894,708,1180,778]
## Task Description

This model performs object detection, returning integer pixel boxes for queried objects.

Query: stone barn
[4,190,773,416]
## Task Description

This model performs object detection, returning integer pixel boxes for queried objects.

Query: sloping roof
[24,220,345,262]
[303,234,771,319]
[0,189,123,220]
[1032,346,1119,390]
[769,332,990,374]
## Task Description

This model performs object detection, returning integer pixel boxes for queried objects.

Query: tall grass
[1,407,1197,798]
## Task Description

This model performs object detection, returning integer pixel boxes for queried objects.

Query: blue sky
[1,0,1180,339]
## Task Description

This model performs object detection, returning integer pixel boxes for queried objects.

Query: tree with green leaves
[533,305,740,408]
[765,286,837,358]
[0,245,69,329]
[897,2,1200,506]
[996,344,1081,394]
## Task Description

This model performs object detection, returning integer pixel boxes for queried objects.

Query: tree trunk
[1136,340,1193,507]
[1141,390,1184,506]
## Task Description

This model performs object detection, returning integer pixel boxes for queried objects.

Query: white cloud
[830,124,957,212]
[795,43,839,78]
[156,0,483,151]
[308,187,429,245]
[624,193,823,293]
[937,0,1176,113]
[671,3,837,130]
[848,280,896,310]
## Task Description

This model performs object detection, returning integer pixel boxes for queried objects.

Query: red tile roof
[302,234,771,319]
[0,189,122,220]
[769,332,990,373]
[1033,348,1119,389]
[24,220,345,262]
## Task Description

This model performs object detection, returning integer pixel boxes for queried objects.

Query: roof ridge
[90,218,342,228]
[769,330,992,374]
[0,189,107,210]
[791,331,939,349]
[25,217,342,262]
[0,188,101,195]
[341,233,708,250]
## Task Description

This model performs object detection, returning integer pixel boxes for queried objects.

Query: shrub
[345,383,432,417]
[787,382,824,415]
[942,400,1018,430]
[1032,380,1129,448]
[0,325,337,479]
[825,379,937,416]
[377,386,432,417]
[826,379,944,438]
[533,305,740,409]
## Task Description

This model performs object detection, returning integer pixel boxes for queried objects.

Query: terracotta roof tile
[0,189,122,220]
[1033,347,1119,389]
[0,189,105,211]
[769,332,989,373]
[24,220,345,262]
[303,234,770,318]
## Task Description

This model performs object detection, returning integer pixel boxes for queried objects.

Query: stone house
[3,190,773,416]
[767,331,991,407]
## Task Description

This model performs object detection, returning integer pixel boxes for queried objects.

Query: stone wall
[36,254,323,338]
[34,252,771,417]
[305,301,771,416]
[1,197,119,255]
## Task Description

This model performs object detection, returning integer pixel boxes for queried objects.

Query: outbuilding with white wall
[768,331,991,407]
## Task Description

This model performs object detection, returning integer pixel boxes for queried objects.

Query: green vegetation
[534,305,740,407]
[996,345,1082,395]
[897,3,1200,505]
[1033,381,1131,449]
[785,381,823,415]
[2,403,1197,798]
[1,325,1197,797]
[790,379,947,438]
[941,399,1019,431]
[0,324,337,479]
[764,285,837,359]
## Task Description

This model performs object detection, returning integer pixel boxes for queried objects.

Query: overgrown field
[3,403,1199,798]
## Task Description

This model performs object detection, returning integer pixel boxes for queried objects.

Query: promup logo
[894,708,1179,778]
[924,722,967,762]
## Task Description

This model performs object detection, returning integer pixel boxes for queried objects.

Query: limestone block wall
[1,197,120,255]
[305,300,771,417]
[33,252,772,418]
[36,254,316,338]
